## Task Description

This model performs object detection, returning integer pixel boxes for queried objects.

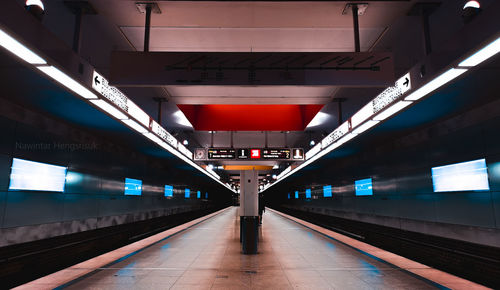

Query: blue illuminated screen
[305,188,311,198]
[355,178,373,196]
[205,192,208,199]
[9,158,67,192]
[185,188,190,198]
[323,185,332,197]
[164,185,173,197]
[432,159,489,192]
[288,193,290,199]
[295,191,299,199]
[125,178,142,195]
[197,191,201,199]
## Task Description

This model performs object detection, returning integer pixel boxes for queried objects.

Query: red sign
[250,149,261,159]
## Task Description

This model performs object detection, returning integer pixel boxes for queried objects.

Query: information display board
[208,148,236,159]
[262,148,290,159]
[195,148,303,161]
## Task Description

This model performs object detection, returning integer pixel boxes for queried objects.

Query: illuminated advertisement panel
[165,185,173,197]
[432,159,489,192]
[9,158,66,192]
[355,178,373,196]
[323,185,332,198]
[125,178,142,196]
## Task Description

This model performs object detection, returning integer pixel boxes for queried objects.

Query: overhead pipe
[352,4,361,52]
[144,4,152,52]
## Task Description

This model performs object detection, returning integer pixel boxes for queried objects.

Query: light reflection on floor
[61,207,440,289]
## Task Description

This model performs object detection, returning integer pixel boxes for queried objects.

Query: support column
[239,170,259,254]
[153,97,167,124]
[332,98,347,126]
[352,4,361,52]
[144,4,152,52]
[135,2,161,52]
[407,3,441,56]
[63,1,97,54]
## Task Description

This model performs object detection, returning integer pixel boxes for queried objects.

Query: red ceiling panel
[177,104,324,131]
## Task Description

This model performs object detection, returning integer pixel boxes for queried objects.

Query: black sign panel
[262,148,291,159]
[237,149,249,159]
[198,148,303,160]
[208,148,236,159]
[292,148,304,160]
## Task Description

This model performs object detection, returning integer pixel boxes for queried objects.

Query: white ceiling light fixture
[373,101,413,121]
[127,101,150,127]
[121,119,148,134]
[351,120,379,135]
[0,29,46,65]
[306,112,329,128]
[463,0,480,9]
[90,100,128,120]
[26,0,44,10]
[173,110,193,128]
[351,102,374,128]
[37,66,98,99]
[458,36,500,67]
[182,139,189,146]
[405,68,468,101]
[309,140,316,146]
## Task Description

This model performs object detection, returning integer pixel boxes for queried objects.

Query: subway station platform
[16,207,486,290]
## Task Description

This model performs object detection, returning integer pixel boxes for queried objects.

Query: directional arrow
[94,75,100,86]
[403,77,409,87]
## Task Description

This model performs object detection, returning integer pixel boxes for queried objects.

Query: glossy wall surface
[267,97,500,248]
[0,98,232,247]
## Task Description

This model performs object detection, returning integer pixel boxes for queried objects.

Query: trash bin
[240,217,243,243]
[241,216,258,254]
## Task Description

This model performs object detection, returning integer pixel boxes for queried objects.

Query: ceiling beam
[110,51,395,86]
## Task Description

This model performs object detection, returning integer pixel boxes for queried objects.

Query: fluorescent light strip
[0,29,46,65]
[121,119,148,134]
[206,167,221,179]
[90,100,128,120]
[351,102,374,128]
[127,101,150,127]
[37,66,98,99]
[351,120,379,135]
[143,132,165,145]
[306,143,322,160]
[459,36,500,67]
[405,68,468,101]
[373,101,412,121]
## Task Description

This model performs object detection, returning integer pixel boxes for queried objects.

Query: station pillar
[239,169,259,254]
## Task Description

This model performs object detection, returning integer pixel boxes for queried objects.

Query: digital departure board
[195,148,304,161]
[208,148,236,159]
[262,148,291,159]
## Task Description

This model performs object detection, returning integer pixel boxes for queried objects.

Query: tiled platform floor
[58,207,445,289]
